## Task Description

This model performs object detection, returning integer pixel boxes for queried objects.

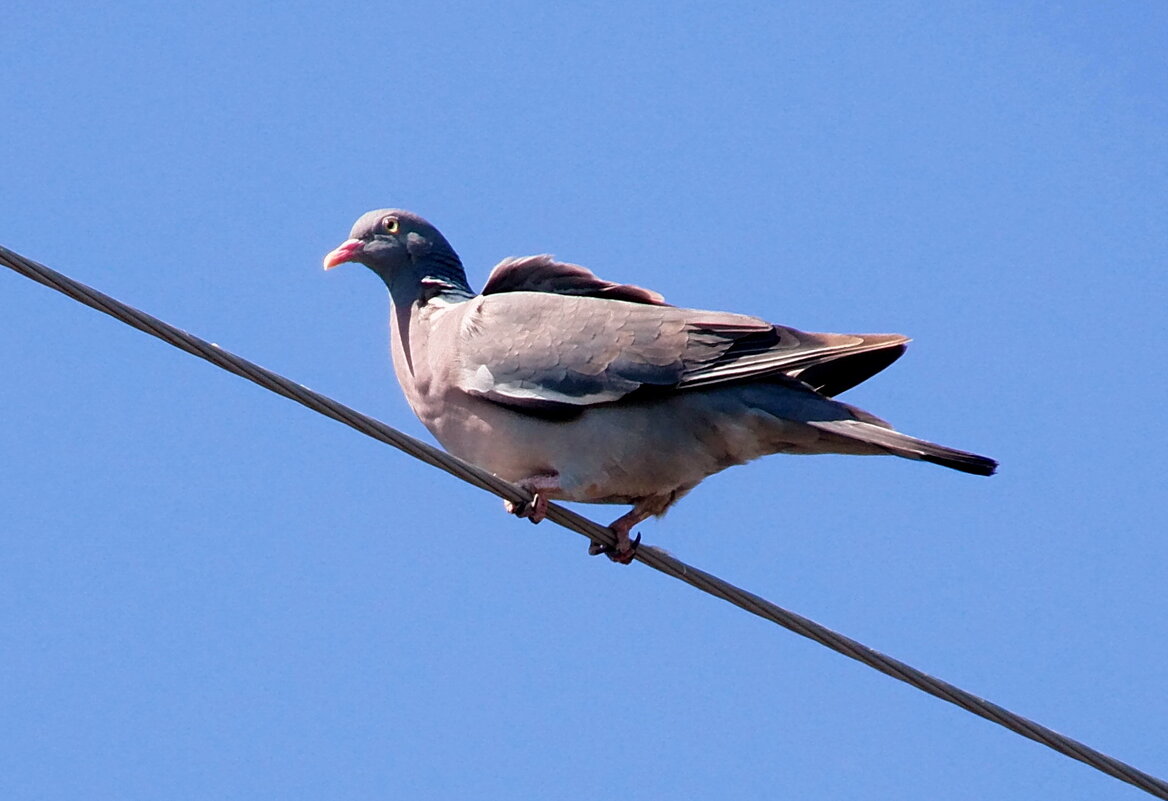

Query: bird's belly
[422,390,804,505]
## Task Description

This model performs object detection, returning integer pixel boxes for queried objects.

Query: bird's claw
[588,532,641,564]
[504,492,547,524]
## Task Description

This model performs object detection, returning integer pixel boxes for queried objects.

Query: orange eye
[382,216,400,234]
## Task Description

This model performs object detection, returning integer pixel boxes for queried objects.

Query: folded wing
[454,286,909,413]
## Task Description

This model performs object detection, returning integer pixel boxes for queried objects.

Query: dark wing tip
[921,451,998,476]
[798,341,909,397]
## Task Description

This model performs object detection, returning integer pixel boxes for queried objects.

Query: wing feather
[481,255,668,305]
[452,290,908,412]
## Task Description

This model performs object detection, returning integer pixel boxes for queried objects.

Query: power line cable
[2,244,1165,799]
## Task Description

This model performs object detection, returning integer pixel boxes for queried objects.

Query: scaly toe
[610,532,642,564]
[505,492,548,524]
[587,532,641,564]
[504,498,531,518]
[527,492,548,525]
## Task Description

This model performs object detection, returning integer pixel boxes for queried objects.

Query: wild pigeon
[324,209,996,562]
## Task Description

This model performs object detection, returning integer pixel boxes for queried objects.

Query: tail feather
[809,420,998,477]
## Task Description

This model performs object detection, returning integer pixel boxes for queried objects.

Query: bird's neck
[385,252,475,306]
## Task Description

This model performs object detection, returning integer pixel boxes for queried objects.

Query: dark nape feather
[797,344,908,397]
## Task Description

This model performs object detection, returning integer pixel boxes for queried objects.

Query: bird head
[324,209,471,303]
[323,209,448,274]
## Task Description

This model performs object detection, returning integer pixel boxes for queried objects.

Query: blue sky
[2,2,1166,799]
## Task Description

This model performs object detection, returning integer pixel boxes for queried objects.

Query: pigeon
[324,209,996,562]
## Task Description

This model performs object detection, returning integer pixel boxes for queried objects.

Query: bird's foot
[505,492,548,524]
[503,474,560,525]
[588,532,642,564]
[588,509,649,564]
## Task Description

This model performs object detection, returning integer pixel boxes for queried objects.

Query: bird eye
[382,216,400,234]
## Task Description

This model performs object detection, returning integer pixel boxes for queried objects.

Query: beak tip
[322,239,364,271]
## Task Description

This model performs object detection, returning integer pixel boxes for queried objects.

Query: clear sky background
[2,2,1166,799]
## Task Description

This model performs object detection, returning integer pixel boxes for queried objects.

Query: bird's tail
[808,419,998,476]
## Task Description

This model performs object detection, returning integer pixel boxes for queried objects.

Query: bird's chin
[323,239,365,270]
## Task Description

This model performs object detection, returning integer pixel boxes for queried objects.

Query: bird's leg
[503,473,561,525]
[588,507,650,564]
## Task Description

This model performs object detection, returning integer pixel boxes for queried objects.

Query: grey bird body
[325,209,996,560]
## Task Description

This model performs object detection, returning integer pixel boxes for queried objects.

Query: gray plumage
[324,209,996,561]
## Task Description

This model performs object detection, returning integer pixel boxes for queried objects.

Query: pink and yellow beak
[322,239,365,270]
